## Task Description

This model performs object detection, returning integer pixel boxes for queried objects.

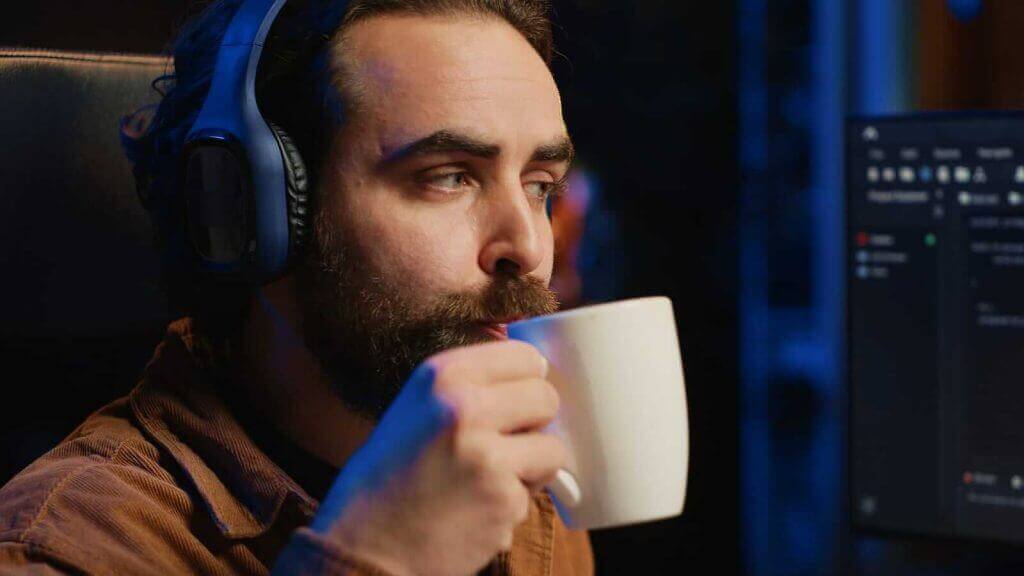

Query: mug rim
[510,296,672,326]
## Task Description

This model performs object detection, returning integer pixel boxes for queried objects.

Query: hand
[310,340,566,576]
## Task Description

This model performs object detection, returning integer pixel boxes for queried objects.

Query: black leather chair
[0,49,171,483]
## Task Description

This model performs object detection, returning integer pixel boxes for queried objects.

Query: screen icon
[859,496,877,516]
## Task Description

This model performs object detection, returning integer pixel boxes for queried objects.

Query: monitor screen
[848,113,1024,542]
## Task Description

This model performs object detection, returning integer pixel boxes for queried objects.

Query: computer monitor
[848,113,1024,543]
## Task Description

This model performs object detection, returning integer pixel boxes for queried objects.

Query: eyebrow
[378,129,575,168]
[531,137,575,165]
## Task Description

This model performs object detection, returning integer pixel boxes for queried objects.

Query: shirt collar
[129,318,319,539]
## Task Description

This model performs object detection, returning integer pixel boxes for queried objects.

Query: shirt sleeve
[0,542,76,576]
[272,527,397,576]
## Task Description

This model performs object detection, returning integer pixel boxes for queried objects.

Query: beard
[293,209,559,421]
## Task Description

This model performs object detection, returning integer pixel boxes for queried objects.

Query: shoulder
[0,398,199,574]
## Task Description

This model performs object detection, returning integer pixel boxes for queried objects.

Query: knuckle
[476,447,505,478]
[429,364,479,420]
[430,358,463,390]
[427,347,479,382]
[446,385,481,424]
[423,351,449,374]
[456,435,502,477]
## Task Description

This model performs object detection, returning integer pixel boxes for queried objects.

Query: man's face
[295,14,570,419]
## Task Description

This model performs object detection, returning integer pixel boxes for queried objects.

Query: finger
[498,432,568,487]
[462,378,560,433]
[431,339,548,384]
[524,474,557,495]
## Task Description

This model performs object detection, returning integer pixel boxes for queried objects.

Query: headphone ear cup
[267,121,311,259]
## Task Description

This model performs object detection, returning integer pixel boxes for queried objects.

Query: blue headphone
[182,0,312,284]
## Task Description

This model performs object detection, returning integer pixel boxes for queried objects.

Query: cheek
[540,225,555,283]
[339,189,480,295]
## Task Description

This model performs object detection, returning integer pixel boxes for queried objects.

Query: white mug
[508,296,689,530]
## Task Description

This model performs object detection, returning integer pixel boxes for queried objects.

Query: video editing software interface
[849,114,1024,542]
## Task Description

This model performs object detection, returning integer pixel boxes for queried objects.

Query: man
[0,0,593,574]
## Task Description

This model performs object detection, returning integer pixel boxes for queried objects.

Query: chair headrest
[0,49,172,400]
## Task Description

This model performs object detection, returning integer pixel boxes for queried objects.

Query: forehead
[334,14,566,153]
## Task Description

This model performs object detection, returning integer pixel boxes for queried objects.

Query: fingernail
[540,354,550,377]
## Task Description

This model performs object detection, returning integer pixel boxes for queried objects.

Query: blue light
[948,0,983,21]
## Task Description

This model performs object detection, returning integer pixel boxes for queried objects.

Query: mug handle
[547,468,583,507]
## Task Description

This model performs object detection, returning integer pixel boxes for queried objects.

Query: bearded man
[0,0,593,574]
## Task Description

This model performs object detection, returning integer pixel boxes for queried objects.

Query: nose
[477,180,547,277]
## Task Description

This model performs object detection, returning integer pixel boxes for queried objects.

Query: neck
[238,276,375,469]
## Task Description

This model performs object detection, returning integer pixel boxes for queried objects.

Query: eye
[420,170,475,194]
[524,178,568,202]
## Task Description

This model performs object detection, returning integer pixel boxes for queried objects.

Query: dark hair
[121,0,555,351]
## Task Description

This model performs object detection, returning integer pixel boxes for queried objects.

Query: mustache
[427,273,560,328]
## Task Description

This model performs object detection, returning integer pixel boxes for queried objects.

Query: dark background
[17,0,1024,575]
[2,1,740,575]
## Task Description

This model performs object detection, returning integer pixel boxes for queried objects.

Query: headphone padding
[267,121,311,258]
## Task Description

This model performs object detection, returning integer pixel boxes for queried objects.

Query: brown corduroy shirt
[0,319,594,575]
